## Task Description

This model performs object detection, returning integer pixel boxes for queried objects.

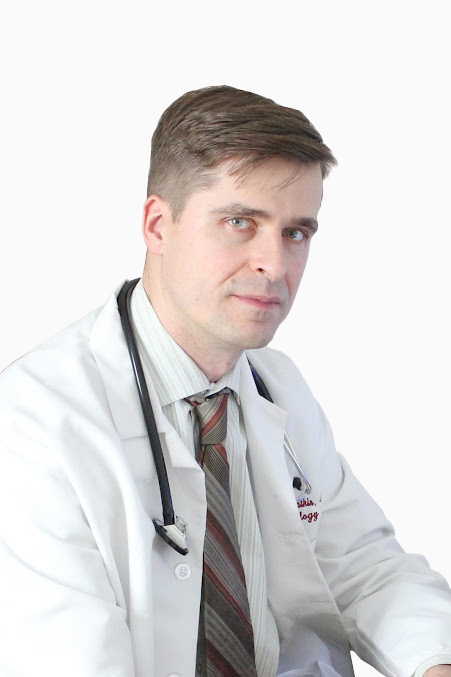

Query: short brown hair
[147,85,336,221]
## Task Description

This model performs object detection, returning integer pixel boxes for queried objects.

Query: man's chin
[239,329,278,351]
[218,318,281,353]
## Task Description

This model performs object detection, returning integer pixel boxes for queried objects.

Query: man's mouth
[232,294,281,309]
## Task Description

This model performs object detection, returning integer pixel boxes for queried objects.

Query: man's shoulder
[246,346,316,405]
[246,346,329,442]
[1,304,102,383]
[246,345,309,389]
[0,290,119,422]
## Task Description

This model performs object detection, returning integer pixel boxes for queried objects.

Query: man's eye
[228,217,251,230]
[285,228,305,241]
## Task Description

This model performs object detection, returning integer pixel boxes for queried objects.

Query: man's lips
[232,294,282,309]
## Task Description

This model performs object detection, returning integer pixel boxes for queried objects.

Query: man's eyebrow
[208,202,318,233]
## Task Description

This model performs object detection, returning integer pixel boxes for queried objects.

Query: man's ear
[142,195,172,255]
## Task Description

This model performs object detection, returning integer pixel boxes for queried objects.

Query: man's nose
[248,233,287,281]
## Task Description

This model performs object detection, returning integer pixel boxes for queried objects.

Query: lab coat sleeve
[314,419,451,677]
[0,371,135,676]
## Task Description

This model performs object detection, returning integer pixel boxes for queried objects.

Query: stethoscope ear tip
[153,518,189,556]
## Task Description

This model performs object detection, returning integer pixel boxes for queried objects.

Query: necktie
[187,390,258,676]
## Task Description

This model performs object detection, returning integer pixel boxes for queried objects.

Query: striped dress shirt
[131,279,280,676]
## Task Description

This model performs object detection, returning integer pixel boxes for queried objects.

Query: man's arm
[425,667,451,676]
[315,445,451,676]
[0,368,135,676]
[249,347,451,675]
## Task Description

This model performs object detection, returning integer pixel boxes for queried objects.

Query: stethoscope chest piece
[153,517,189,556]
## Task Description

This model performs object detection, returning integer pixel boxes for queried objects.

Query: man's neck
[159,324,241,383]
[186,351,240,383]
[142,278,242,383]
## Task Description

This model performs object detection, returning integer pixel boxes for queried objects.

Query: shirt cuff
[414,655,451,677]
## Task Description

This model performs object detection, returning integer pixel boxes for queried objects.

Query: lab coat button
[174,563,191,580]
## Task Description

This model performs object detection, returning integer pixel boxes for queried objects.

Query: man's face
[144,159,323,368]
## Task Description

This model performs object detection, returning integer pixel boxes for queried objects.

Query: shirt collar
[130,278,242,406]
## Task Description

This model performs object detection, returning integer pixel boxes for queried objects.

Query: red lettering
[299,511,319,523]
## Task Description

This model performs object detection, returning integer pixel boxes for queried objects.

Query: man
[0,86,450,676]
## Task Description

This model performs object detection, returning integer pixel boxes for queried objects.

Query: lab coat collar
[89,287,199,470]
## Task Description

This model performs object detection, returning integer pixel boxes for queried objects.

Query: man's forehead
[201,160,324,214]
[217,157,320,191]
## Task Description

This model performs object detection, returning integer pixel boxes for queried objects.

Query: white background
[1,2,450,674]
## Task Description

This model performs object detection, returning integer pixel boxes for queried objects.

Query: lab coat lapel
[89,287,198,471]
[89,288,207,675]
[240,360,342,639]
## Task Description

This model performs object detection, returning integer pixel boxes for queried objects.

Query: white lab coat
[1,286,451,677]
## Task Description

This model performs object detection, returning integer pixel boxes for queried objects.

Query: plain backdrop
[1,2,450,674]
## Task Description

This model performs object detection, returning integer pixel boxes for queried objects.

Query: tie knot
[187,389,229,446]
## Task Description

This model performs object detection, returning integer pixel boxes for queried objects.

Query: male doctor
[1,85,451,677]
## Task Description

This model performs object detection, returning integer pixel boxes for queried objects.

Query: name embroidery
[296,497,321,523]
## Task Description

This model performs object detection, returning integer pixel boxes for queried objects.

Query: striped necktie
[187,390,258,676]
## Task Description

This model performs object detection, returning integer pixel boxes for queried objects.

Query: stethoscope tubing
[117,278,176,528]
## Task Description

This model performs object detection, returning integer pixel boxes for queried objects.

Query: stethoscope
[117,279,312,556]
